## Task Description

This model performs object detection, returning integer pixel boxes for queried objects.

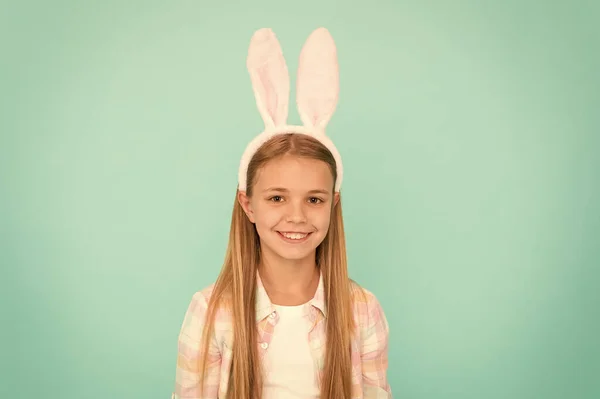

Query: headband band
[237,28,344,193]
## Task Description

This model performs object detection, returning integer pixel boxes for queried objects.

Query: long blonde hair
[199,133,355,398]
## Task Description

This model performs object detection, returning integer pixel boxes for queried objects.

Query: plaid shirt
[172,273,391,398]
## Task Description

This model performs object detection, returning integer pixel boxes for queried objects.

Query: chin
[276,249,315,262]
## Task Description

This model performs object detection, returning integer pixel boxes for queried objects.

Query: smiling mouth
[277,231,312,242]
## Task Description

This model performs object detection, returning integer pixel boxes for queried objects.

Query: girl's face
[239,155,339,264]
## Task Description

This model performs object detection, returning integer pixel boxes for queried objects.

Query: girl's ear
[333,192,340,207]
[237,191,255,223]
[247,28,290,130]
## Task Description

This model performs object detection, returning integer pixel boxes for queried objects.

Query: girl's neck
[258,255,320,306]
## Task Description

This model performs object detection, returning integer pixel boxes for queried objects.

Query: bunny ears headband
[237,27,344,192]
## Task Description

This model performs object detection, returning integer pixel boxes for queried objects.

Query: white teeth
[281,232,308,240]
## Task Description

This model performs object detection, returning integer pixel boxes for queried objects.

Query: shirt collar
[255,270,327,322]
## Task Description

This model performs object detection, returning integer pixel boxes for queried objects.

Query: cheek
[312,208,333,229]
[252,203,280,226]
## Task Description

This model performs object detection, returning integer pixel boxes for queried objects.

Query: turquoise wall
[2,0,598,398]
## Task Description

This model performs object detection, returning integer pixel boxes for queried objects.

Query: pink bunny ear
[296,28,339,131]
[247,28,290,130]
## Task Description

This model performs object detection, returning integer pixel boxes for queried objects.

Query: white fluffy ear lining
[296,28,340,132]
[247,28,290,129]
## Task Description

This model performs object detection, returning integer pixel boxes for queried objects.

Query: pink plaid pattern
[172,273,391,398]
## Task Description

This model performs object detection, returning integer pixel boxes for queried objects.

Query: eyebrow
[263,187,331,195]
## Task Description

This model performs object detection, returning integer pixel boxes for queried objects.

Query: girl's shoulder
[196,282,217,303]
[186,282,234,323]
[349,279,380,306]
[349,280,389,332]
[206,281,234,304]
[186,283,234,340]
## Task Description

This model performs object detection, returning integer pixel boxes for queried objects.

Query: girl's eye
[309,197,323,204]
[270,195,283,202]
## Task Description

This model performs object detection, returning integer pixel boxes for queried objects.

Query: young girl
[172,27,391,399]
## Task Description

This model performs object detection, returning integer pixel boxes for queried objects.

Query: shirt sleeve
[172,291,222,399]
[361,292,392,398]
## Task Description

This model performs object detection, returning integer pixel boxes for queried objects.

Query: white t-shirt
[261,303,320,398]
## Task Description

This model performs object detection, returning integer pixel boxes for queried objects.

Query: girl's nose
[285,202,307,223]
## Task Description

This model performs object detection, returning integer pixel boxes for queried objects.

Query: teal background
[1,0,598,398]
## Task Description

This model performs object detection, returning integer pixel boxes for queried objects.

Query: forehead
[254,155,334,191]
